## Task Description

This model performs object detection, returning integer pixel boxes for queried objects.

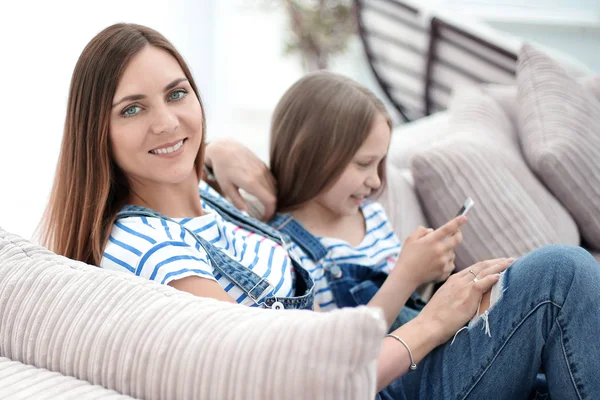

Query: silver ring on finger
[468,269,478,282]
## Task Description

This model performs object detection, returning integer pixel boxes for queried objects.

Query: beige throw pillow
[0,227,385,400]
[0,357,132,399]
[410,86,579,270]
[517,44,600,250]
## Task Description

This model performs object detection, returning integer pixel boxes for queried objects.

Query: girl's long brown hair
[39,23,206,266]
[270,71,392,212]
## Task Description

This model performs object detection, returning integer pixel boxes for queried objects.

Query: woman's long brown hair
[270,71,392,212]
[39,23,206,266]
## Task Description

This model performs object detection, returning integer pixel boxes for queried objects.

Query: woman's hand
[376,257,513,389]
[418,257,514,346]
[204,138,277,220]
[393,216,467,287]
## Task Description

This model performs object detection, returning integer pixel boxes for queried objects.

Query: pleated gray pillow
[0,227,385,400]
[517,44,600,250]
[410,86,579,270]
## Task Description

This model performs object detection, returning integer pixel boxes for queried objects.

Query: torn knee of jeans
[451,272,507,345]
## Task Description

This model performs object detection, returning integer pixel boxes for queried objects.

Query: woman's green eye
[123,105,141,117]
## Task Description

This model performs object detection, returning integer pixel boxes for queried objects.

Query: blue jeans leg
[379,245,600,400]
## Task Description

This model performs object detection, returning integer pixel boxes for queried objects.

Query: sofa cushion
[0,357,132,399]
[482,76,600,134]
[377,165,428,242]
[517,44,600,250]
[410,86,579,270]
[0,227,385,400]
[481,84,519,133]
[389,113,452,170]
[583,75,600,102]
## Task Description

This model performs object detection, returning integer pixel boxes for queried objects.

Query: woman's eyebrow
[164,77,188,92]
[112,94,145,108]
[112,78,189,108]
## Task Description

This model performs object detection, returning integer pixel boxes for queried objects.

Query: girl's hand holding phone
[393,215,467,287]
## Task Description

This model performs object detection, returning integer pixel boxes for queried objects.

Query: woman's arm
[204,138,277,220]
[169,276,237,303]
[376,315,444,390]
[375,258,513,390]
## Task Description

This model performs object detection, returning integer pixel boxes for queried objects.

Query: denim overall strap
[116,205,273,304]
[268,212,425,325]
[200,189,288,246]
[268,213,328,262]
[197,192,316,308]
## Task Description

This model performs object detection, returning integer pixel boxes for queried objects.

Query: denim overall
[269,213,426,331]
[116,189,315,311]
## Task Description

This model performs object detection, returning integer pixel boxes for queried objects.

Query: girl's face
[314,113,391,218]
[109,45,203,191]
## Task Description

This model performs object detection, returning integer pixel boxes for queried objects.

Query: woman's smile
[149,138,187,156]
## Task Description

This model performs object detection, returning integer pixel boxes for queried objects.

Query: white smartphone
[455,197,475,217]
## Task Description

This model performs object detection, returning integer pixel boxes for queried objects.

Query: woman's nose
[151,105,179,135]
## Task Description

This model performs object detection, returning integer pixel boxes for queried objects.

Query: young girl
[41,23,600,398]
[269,72,460,328]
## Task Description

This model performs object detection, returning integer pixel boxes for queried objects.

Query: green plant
[264,0,357,71]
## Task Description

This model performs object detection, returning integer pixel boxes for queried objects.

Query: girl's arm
[369,218,466,330]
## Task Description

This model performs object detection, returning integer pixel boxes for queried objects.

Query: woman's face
[109,45,203,190]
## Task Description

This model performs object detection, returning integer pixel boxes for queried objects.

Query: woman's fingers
[220,182,249,213]
[466,258,511,276]
[473,273,501,293]
[477,258,514,279]
[246,179,277,220]
[462,258,513,286]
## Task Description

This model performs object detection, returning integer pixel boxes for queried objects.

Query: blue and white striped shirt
[288,201,401,311]
[101,184,294,307]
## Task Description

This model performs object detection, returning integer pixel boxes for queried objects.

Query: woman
[41,23,600,398]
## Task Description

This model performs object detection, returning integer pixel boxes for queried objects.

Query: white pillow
[388,113,451,170]
[0,227,385,400]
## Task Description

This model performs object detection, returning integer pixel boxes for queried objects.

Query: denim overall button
[271,301,285,310]
[330,265,342,279]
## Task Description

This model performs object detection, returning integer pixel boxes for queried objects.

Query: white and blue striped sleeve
[102,218,216,286]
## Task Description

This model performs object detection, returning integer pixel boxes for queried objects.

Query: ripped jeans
[378,245,600,400]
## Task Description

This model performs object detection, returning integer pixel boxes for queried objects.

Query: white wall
[1,0,597,242]
[0,0,217,240]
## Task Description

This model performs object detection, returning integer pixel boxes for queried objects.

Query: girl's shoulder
[361,200,390,225]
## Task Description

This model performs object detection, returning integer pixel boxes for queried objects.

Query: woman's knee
[512,244,598,288]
